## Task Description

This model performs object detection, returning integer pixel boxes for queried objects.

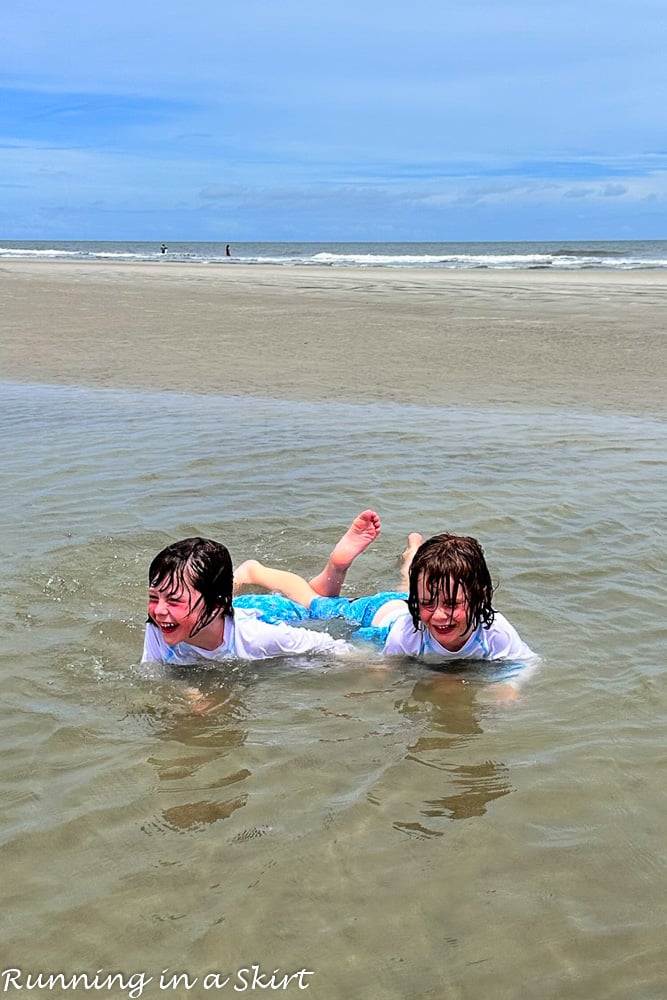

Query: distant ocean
[3,238,667,270]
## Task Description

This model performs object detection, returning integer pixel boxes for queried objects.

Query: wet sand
[1,260,666,414]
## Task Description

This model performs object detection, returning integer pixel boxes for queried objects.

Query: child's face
[148,579,204,646]
[417,574,472,652]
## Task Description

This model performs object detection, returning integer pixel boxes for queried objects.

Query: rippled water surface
[2,382,666,999]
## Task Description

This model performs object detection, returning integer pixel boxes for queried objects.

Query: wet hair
[148,536,234,637]
[407,532,495,633]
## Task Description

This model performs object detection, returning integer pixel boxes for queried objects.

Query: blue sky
[2,0,667,241]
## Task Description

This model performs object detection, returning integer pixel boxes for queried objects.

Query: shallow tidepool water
[2,382,666,999]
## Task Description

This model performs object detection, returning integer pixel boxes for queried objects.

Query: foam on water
[3,238,667,269]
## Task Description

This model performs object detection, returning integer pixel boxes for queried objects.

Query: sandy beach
[1,260,666,415]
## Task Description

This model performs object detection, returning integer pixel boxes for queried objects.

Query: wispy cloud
[1,0,666,238]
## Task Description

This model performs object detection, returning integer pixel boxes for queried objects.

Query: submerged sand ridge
[1,260,666,415]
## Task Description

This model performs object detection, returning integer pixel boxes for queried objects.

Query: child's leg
[233,509,381,608]
[234,559,318,609]
[308,509,381,597]
[399,532,423,590]
[360,532,422,629]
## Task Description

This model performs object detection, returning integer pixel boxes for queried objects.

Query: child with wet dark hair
[402,532,496,651]
[234,517,535,664]
[143,536,352,664]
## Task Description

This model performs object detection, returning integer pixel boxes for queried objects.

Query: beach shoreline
[2,260,666,415]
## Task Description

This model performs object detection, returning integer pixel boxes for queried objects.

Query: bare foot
[400,532,423,590]
[308,509,381,597]
[329,509,381,570]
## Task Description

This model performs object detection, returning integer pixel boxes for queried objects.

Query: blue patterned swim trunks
[233,593,311,625]
[233,591,407,630]
[309,591,407,628]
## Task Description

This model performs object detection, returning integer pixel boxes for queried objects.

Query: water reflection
[393,675,512,830]
[143,678,251,833]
